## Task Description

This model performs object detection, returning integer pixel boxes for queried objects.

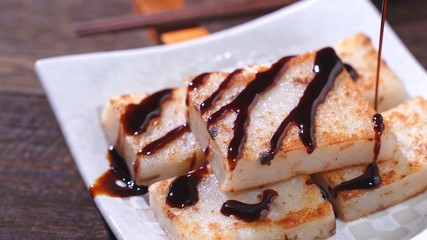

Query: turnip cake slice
[186,47,396,191]
[334,33,405,112]
[312,97,427,221]
[101,87,205,186]
[149,166,335,240]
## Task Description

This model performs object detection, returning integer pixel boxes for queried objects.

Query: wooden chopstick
[75,0,298,36]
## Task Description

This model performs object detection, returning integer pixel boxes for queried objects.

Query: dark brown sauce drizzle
[318,185,329,200]
[166,166,208,208]
[262,47,343,165]
[372,113,385,161]
[332,0,388,195]
[200,69,243,114]
[138,124,190,156]
[332,114,384,195]
[333,162,382,194]
[188,73,211,91]
[121,89,173,136]
[208,56,294,170]
[220,189,278,222]
[344,63,358,80]
[374,0,388,111]
[89,146,148,198]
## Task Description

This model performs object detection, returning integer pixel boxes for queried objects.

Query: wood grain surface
[0,0,425,239]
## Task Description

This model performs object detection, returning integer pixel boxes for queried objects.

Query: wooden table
[0,0,425,239]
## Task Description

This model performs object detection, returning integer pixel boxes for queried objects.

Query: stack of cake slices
[101,33,426,239]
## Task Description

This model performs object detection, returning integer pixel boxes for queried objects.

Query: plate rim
[34,0,427,239]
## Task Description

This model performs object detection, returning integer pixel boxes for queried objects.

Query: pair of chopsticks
[75,0,298,36]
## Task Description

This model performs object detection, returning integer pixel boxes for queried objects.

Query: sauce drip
[188,73,211,91]
[373,113,385,161]
[332,114,384,194]
[333,162,382,194]
[166,166,208,208]
[332,0,388,195]
[138,124,190,156]
[318,185,329,200]
[344,63,358,80]
[262,47,343,164]
[208,56,294,170]
[89,146,148,198]
[121,89,173,135]
[220,189,278,222]
[200,69,243,114]
[374,0,388,111]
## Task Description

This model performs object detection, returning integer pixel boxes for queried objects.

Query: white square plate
[35,0,427,239]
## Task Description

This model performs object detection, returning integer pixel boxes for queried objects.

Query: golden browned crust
[149,168,335,239]
[312,97,427,221]
[273,201,333,230]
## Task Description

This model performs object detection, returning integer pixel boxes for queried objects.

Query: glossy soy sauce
[89,146,148,198]
[333,162,382,194]
[166,166,208,208]
[208,56,294,170]
[220,189,278,222]
[374,0,388,111]
[332,114,385,194]
[188,73,211,91]
[372,113,385,161]
[138,124,190,156]
[134,124,190,173]
[200,69,243,114]
[262,47,343,164]
[121,89,173,135]
[332,0,388,194]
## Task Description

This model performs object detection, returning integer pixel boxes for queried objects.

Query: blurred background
[0,0,425,239]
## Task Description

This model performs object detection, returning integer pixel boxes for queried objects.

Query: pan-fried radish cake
[334,33,405,112]
[149,166,335,240]
[311,97,427,221]
[186,47,396,191]
[101,87,205,186]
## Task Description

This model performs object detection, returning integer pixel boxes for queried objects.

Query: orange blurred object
[133,0,210,44]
